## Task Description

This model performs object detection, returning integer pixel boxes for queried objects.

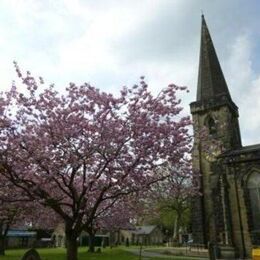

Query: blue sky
[0,0,260,145]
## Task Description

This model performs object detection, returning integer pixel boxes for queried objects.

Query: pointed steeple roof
[197,15,231,101]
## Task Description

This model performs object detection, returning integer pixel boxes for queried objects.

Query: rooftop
[221,144,260,157]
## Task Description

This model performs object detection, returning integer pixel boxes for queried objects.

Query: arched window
[205,116,217,135]
[247,172,260,231]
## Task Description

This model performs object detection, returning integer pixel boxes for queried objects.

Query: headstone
[21,248,41,260]
[96,247,101,253]
[125,238,129,247]
[208,242,216,260]
[219,245,236,259]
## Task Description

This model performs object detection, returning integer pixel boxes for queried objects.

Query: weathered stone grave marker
[21,248,41,260]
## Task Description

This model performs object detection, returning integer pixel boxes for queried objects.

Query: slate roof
[221,144,260,157]
[6,229,37,237]
[133,225,157,235]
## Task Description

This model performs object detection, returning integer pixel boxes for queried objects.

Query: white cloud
[225,32,260,145]
[0,0,259,144]
[225,33,253,97]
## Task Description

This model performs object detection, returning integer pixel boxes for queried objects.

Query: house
[133,225,164,245]
[52,223,109,248]
[119,225,164,245]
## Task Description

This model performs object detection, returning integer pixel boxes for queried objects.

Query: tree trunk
[0,236,5,256]
[173,214,180,242]
[0,224,6,256]
[66,235,78,260]
[88,232,95,253]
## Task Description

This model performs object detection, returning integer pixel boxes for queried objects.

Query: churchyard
[1,2,260,260]
[0,247,204,260]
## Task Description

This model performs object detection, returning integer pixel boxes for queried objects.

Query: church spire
[197,15,231,101]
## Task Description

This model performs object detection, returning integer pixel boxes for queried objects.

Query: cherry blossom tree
[0,63,192,260]
[0,177,59,255]
[98,201,136,248]
[0,201,20,255]
[0,177,30,255]
[86,195,139,252]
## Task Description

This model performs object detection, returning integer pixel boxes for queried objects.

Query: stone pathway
[124,248,208,260]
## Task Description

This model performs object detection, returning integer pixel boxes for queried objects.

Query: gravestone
[21,248,41,260]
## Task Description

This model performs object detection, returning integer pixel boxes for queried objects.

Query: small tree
[0,179,59,255]
[0,179,29,255]
[142,163,197,243]
[0,63,192,260]
[0,202,18,255]
[86,197,136,252]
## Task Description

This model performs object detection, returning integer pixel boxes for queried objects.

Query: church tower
[190,15,242,246]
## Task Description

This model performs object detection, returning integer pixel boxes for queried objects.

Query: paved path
[124,248,208,260]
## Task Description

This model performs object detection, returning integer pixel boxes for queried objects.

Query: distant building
[52,223,109,248]
[133,225,164,245]
[191,16,260,259]
[119,225,164,245]
[5,229,37,248]
[52,223,163,248]
[79,231,109,248]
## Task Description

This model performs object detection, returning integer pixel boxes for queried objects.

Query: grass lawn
[1,247,141,260]
[0,247,134,260]
[1,247,204,260]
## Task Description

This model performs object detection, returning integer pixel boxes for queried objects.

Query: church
[191,16,260,258]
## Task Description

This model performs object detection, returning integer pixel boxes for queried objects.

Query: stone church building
[191,16,260,258]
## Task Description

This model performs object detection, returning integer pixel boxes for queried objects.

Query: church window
[247,172,260,232]
[205,116,217,135]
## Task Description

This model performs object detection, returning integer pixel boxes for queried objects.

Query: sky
[0,0,260,145]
